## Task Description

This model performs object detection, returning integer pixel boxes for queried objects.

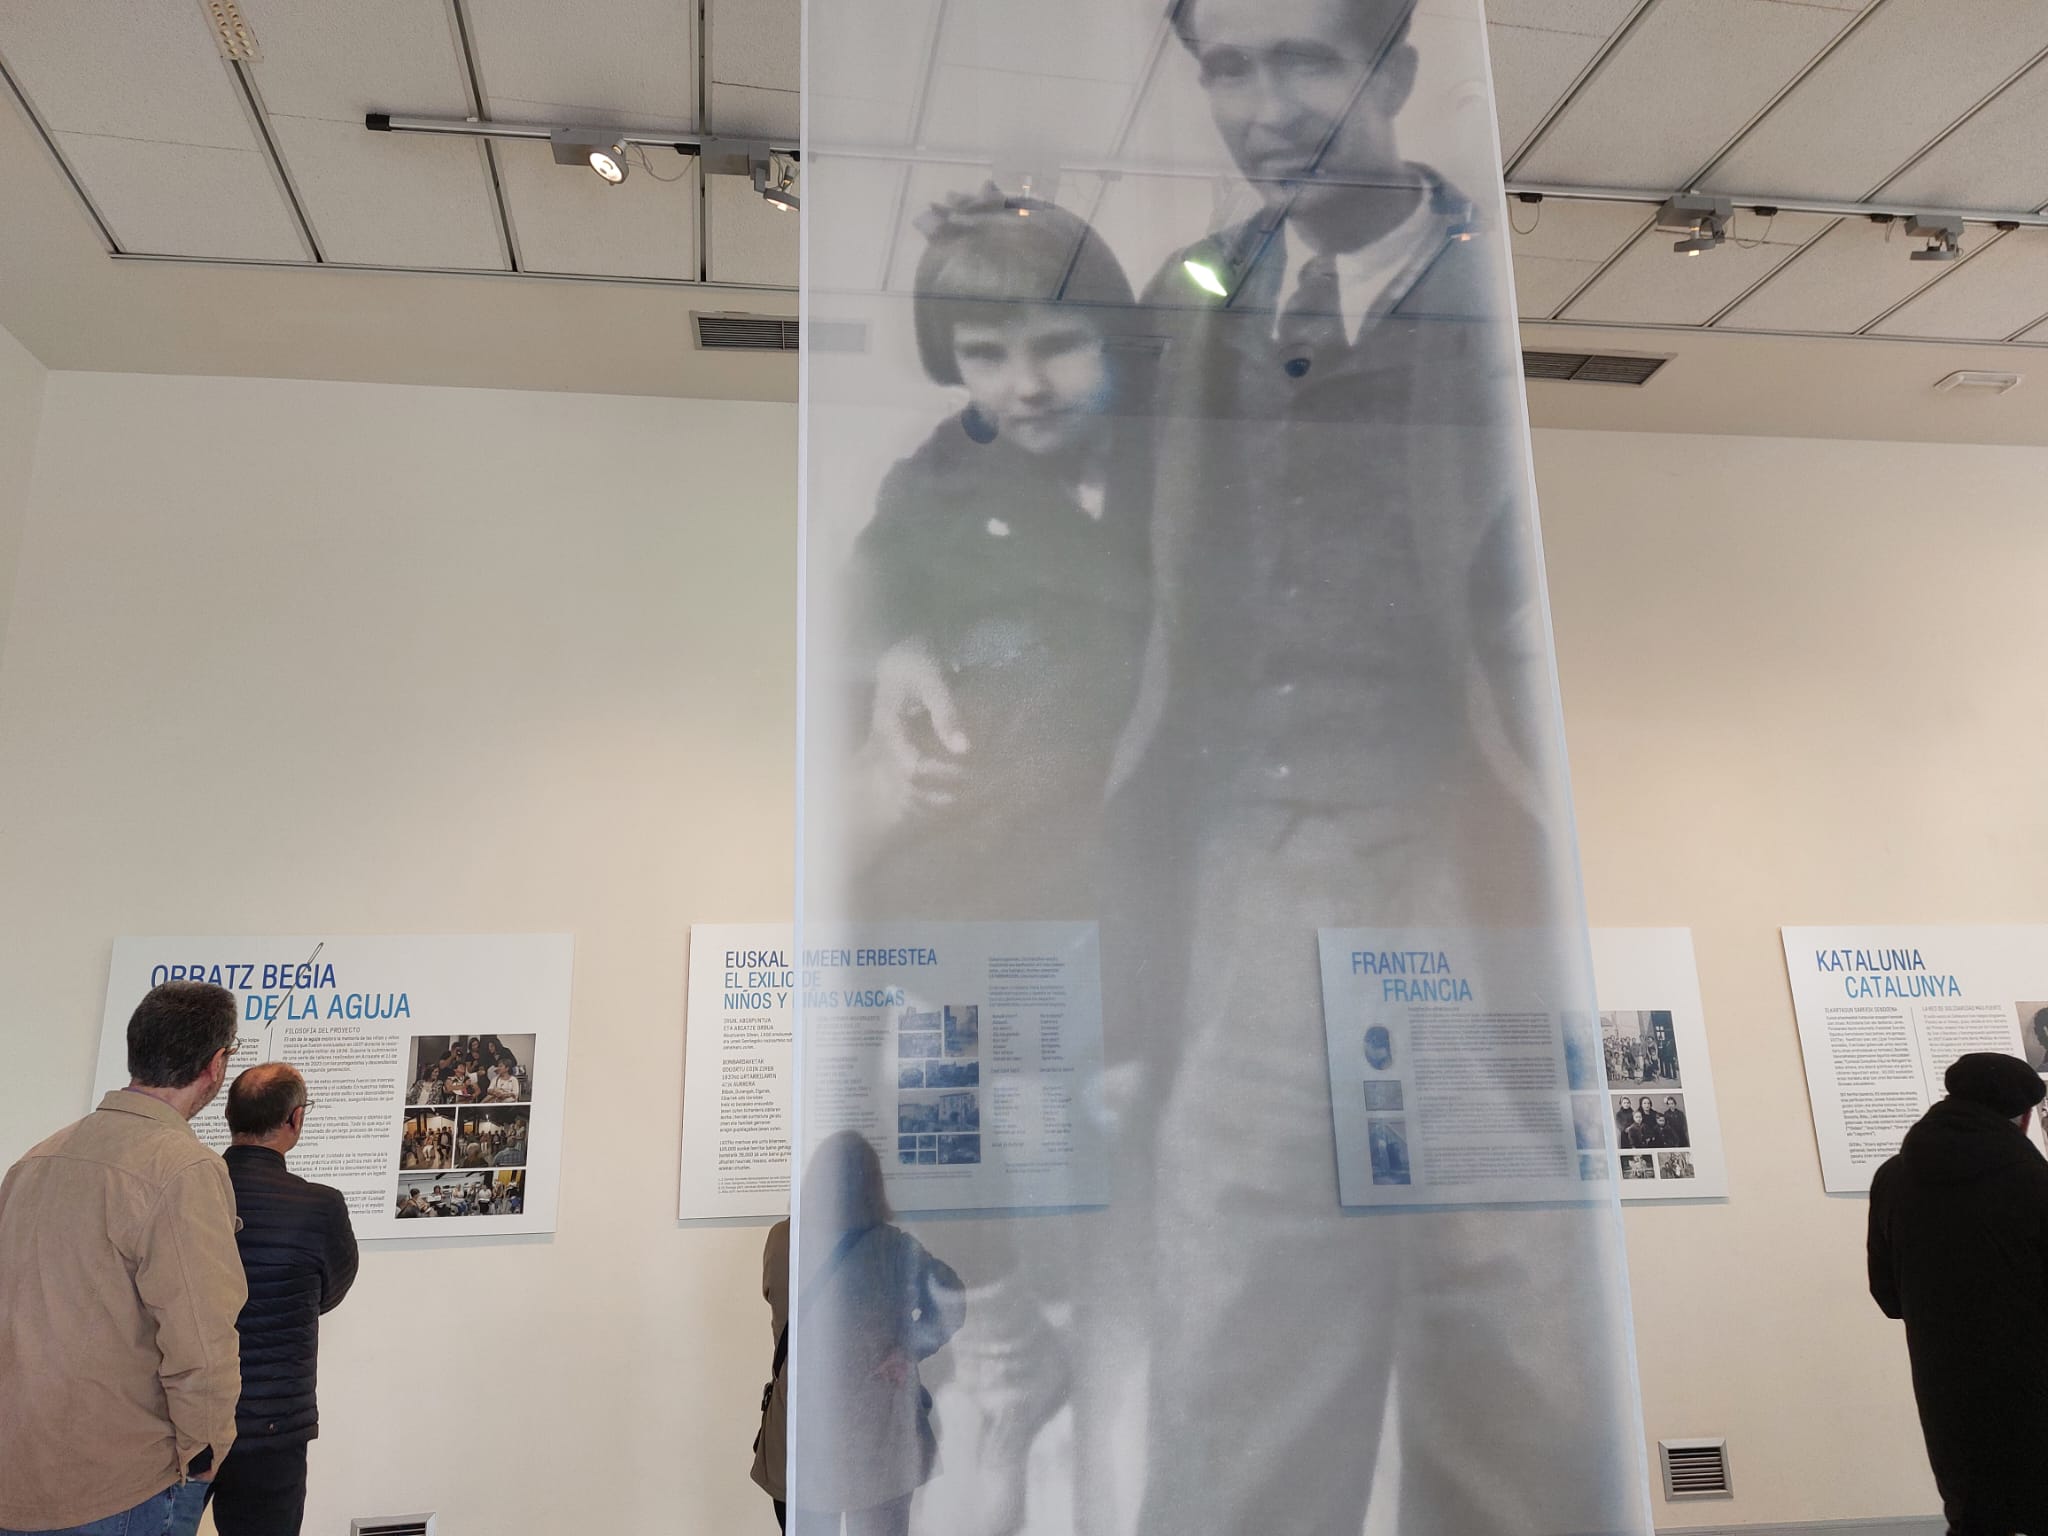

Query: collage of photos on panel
[394,1033,535,1218]
[898,1003,980,1167]
[1360,1022,1408,1186]
[1563,1009,1693,1183]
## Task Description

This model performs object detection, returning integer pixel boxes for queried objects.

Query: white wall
[0,372,796,1536]
[0,319,44,655]
[1538,428,2048,1529]
[4,376,2043,1533]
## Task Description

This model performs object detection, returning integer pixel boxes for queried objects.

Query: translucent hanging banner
[789,1,1654,1532]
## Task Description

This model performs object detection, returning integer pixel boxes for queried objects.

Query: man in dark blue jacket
[212,1064,359,1536]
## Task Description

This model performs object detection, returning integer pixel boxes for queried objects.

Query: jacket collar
[224,1143,287,1168]
[98,1087,201,1137]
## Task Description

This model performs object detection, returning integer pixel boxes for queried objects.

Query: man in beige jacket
[0,981,247,1536]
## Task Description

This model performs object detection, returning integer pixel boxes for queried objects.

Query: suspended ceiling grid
[1,0,2046,358]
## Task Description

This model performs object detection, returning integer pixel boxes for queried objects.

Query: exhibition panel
[791,0,1655,1530]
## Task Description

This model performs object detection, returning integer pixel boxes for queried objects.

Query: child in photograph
[844,188,1153,921]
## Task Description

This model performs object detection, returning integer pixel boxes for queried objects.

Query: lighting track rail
[1505,181,2048,231]
[365,113,798,161]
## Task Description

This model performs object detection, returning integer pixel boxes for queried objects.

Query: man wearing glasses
[0,982,246,1536]
[213,1063,360,1536]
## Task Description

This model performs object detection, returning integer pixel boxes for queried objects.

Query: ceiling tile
[809,0,939,147]
[468,0,696,133]
[2020,314,2048,344]
[709,83,799,141]
[0,0,257,148]
[1487,23,1605,162]
[267,118,504,269]
[1561,209,1833,325]
[1715,216,1952,333]
[1507,199,1650,317]
[709,0,799,93]
[1704,0,2048,200]
[54,133,309,260]
[706,172,798,287]
[1516,0,1856,188]
[237,0,469,122]
[495,138,697,281]
[1485,0,1641,31]
[1878,58,2048,213]
[806,158,909,293]
[1869,232,2048,341]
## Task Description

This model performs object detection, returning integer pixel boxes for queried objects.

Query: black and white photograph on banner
[1368,1118,1410,1187]
[1571,1094,1610,1152]
[1620,1154,1656,1181]
[1363,1024,1395,1073]
[899,1088,980,1136]
[899,1133,939,1166]
[405,1032,535,1106]
[1613,1092,1689,1150]
[393,1169,526,1219]
[400,1109,457,1171]
[1602,1009,1681,1090]
[2018,1001,2048,1072]
[1363,1080,1404,1111]
[1562,1011,1601,1091]
[454,1106,530,1169]
[939,1133,981,1165]
[1658,1150,1696,1181]
[902,1057,979,1089]
[944,1004,979,1056]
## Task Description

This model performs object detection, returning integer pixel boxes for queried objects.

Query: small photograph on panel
[405,1033,535,1107]
[1570,1094,1609,1152]
[1362,1080,1404,1111]
[1578,1153,1609,1181]
[399,1109,457,1172]
[927,1059,979,1088]
[2017,1002,2048,1071]
[917,1149,938,1165]
[1658,1150,1696,1181]
[1367,1117,1410,1186]
[1363,1024,1395,1073]
[1620,1154,1656,1181]
[938,1133,981,1166]
[1602,1009,1681,1090]
[394,1169,524,1219]
[454,1106,529,1169]
[1561,1011,1601,1091]
[944,1005,979,1057]
[899,1031,943,1060]
[899,1089,979,1135]
[1614,1093,1688,1150]
[899,1064,925,1089]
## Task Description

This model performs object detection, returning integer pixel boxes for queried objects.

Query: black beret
[1944,1052,2047,1117]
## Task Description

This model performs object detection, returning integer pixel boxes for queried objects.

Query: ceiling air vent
[692,315,870,354]
[695,313,798,352]
[350,1517,434,1536]
[1522,349,1669,387]
[1659,1438,1732,1500]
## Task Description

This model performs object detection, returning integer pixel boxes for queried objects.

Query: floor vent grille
[1523,349,1669,386]
[350,1517,434,1536]
[1659,1438,1732,1499]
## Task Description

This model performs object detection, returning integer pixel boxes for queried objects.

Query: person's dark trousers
[205,1442,309,1536]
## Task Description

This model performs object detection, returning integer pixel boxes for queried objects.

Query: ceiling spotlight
[550,129,630,187]
[753,154,799,213]
[1656,194,1732,257]
[1906,214,1963,262]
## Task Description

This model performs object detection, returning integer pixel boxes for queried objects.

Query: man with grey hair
[0,982,246,1536]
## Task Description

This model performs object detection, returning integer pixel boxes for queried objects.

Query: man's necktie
[1277,253,1342,378]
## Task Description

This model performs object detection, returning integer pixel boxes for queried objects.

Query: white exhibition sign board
[679,921,1107,1220]
[1785,925,2048,1193]
[1588,927,1728,1200]
[93,935,573,1238]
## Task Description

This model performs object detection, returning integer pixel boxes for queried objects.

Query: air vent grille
[350,1516,434,1536]
[1522,349,1669,387]
[1659,1438,1732,1500]
[695,313,798,352]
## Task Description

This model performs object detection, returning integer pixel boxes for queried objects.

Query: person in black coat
[211,1064,359,1536]
[1869,1052,2048,1536]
